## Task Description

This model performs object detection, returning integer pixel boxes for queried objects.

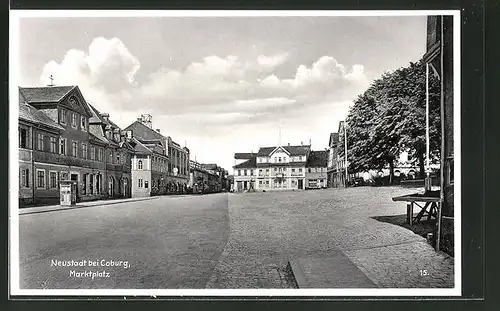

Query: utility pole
[425,62,431,191]
[344,122,348,187]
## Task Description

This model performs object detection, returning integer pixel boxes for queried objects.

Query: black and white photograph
[9,10,460,296]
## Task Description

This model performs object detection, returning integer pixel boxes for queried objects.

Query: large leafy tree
[342,61,441,184]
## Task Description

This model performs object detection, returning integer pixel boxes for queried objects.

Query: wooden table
[392,191,443,251]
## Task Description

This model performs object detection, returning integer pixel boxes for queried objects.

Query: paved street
[19,187,454,289]
[19,194,229,289]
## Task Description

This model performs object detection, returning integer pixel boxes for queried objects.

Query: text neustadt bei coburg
[50,259,130,269]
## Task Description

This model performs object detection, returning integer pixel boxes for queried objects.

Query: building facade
[124,115,190,196]
[305,150,328,189]
[233,144,329,192]
[18,85,133,206]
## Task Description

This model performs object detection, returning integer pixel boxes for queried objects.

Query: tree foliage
[341,61,441,182]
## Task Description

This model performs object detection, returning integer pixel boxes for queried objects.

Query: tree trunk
[418,151,425,178]
[388,158,394,185]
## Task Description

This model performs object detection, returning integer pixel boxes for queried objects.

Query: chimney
[309,138,311,146]
[301,141,303,146]
[100,113,110,121]
[137,118,142,121]
[288,143,290,146]
[156,129,161,133]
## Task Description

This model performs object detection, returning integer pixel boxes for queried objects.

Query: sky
[17,15,427,173]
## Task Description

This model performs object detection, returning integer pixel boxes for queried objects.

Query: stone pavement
[206,187,454,289]
[18,196,160,215]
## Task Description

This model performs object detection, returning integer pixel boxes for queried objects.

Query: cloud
[38,36,369,142]
[256,52,289,67]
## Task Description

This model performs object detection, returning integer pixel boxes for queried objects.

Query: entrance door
[70,174,78,200]
[298,179,303,189]
[243,181,248,190]
[108,176,114,197]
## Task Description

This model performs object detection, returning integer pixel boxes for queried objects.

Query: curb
[19,197,159,215]
[287,259,307,288]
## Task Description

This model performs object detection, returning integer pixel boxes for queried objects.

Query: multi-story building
[18,85,133,206]
[234,143,328,192]
[326,132,340,187]
[124,115,190,196]
[188,161,229,193]
[305,150,328,189]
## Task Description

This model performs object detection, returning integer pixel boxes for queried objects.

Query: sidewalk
[18,196,159,215]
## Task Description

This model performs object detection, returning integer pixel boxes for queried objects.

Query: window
[116,153,120,164]
[274,167,277,172]
[37,133,44,151]
[259,180,262,185]
[308,168,311,173]
[91,146,95,160]
[59,138,67,155]
[292,168,295,173]
[266,169,269,174]
[49,171,57,189]
[78,174,85,195]
[299,168,302,173]
[81,116,87,131]
[266,180,269,185]
[82,143,88,159]
[145,181,149,189]
[279,157,282,162]
[138,179,143,188]
[238,170,241,176]
[89,174,94,195]
[250,170,254,176]
[109,151,113,163]
[138,160,143,170]
[72,141,78,157]
[19,128,28,148]
[60,109,67,124]
[259,169,262,175]
[37,170,45,188]
[98,148,104,161]
[71,113,78,128]
[50,137,57,153]
[20,168,29,188]
[244,170,247,176]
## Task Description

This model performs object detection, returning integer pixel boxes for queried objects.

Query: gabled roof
[19,86,74,103]
[130,137,152,155]
[124,121,165,141]
[235,152,257,160]
[19,101,64,131]
[329,133,339,147]
[257,145,311,157]
[233,157,257,169]
[306,150,328,168]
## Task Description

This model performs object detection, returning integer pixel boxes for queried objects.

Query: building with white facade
[234,143,329,192]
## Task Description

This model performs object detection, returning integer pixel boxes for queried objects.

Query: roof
[130,137,152,155]
[19,102,64,131]
[306,150,328,168]
[233,157,257,169]
[19,86,74,103]
[329,133,339,146]
[125,121,165,141]
[257,145,311,156]
[234,153,257,160]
